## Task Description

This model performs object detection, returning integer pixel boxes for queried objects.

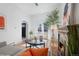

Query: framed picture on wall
[0,16,5,29]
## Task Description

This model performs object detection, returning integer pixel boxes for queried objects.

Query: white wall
[0,13,22,44]
[0,13,31,44]
[30,13,48,36]
[0,4,32,44]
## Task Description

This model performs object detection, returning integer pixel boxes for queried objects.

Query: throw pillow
[30,48,48,56]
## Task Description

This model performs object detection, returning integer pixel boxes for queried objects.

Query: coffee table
[27,41,45,48]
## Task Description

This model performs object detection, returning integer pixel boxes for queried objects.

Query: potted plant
[29,31,33,39]
[44,8,59,28]
[43,9,59,36]
[43,9,60,55]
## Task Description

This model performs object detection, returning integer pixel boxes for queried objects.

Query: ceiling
[0,3,62,16]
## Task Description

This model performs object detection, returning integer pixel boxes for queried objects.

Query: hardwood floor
[15,41,26,48]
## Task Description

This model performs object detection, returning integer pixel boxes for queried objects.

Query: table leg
[30,44,31,48]
[44,43,45,47]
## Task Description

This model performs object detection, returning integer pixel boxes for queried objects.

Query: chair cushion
[30,48,48,56]
[18,50,32,56]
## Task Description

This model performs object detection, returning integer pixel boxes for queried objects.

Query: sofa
[18,48,48,56]
[0,41,24,56]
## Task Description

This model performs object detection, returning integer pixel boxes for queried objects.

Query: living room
[0,3,64,56]
[0,3,79,56]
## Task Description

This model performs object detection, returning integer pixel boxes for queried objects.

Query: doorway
[22,21,28,40]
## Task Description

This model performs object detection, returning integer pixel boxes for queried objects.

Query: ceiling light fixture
[35,3,38,6]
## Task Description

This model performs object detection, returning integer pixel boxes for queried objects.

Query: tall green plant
[29,31,33,35]
[29,31,33,39]
[67,25,78,56]
[44,9,59,28]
